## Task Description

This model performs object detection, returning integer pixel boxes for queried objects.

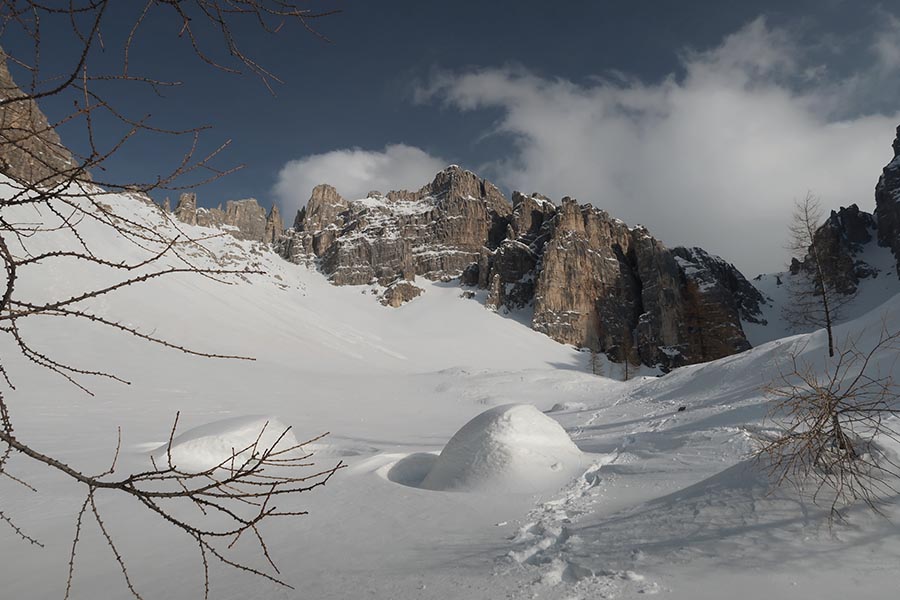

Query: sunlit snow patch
[150,415,297,473]
[389,404,590,493]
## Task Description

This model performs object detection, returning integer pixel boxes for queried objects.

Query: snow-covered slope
[2,181,900,599]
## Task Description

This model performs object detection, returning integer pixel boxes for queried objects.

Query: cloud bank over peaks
[273,144,448,218]
[416,17,900,275]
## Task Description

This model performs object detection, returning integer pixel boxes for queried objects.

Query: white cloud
[417,17,900,276]
[273,144,447,218]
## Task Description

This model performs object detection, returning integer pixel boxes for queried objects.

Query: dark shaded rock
[460,262,480,286]
[789,203,880,295]
[808,205,877,294]
[875,125,900,277]
[671,247,767,325]
[668,247,763,364]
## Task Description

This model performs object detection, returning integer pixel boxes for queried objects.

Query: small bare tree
[589,348,603,376]
[620,325,638,381]
[0,1,343,597]
[783,193,856,357]
[755,323,900,519]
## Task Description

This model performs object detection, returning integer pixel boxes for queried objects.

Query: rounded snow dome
[418,403,586,493]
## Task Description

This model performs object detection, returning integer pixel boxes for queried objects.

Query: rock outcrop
[280,167,764,370]
[791,204,879,294]
[379,280,424,307]
[0,49,83,185]
[171,192,282,244]
[875,125,900,276]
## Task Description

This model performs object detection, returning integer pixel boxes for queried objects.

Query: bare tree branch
[755,322,900,521]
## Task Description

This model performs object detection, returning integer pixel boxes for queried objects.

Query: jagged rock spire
[264,204,284,244]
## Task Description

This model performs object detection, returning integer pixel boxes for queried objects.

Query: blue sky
[7,1,900,274]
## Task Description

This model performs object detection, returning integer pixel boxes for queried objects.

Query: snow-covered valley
[2,180,900,600]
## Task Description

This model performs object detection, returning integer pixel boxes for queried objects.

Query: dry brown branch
[755,322,900,520]
[0,1,342,597]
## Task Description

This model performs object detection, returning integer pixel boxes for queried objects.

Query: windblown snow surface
[2,178,900,599]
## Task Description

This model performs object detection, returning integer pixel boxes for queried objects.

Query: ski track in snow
[500,459,664,599]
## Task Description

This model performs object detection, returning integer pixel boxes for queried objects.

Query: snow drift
[151,415,296,473]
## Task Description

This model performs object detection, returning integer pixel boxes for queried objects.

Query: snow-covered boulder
[151,415,296,473]
[420,404,586,493]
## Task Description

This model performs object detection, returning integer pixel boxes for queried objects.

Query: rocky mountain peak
[422,164,506,205]
[169,191,281,244]
[295,184,348,231]
[278,168,514,285]
[824,204,875,247]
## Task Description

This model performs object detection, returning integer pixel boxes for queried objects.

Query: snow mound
[150,415,297,473]
[418,404,587,493]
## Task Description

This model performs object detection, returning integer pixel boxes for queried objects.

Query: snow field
[2,180,900,599]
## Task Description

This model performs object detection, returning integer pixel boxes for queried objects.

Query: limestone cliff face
[280,167,763,369]
[171,192,282,244]
[223,199,267,241]
[875,125,900,276]
[0,50,82,185]
[518,200,761,370]
[530,198,638,354]
[278,166,512,285]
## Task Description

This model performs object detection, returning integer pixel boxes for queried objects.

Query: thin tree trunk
[808,218,835,358]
